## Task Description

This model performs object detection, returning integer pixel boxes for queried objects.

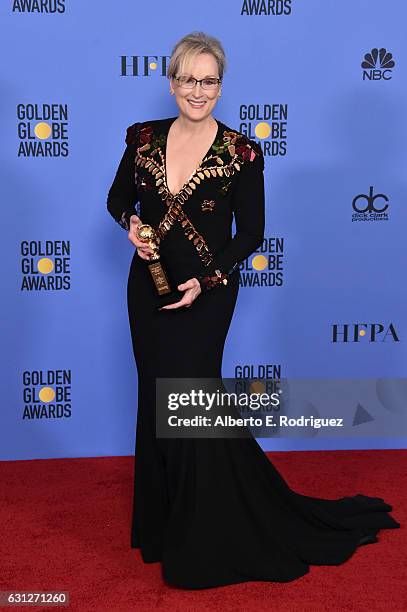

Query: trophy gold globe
[136,223,183,308]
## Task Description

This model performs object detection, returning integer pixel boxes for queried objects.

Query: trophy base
[146,258,185,309]
[156,289,185,309]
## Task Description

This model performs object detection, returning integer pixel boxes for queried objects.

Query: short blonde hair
[167,31,226,81]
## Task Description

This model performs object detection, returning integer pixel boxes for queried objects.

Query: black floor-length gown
[107,115,400,589]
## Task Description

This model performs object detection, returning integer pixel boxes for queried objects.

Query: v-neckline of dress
[163,115,221,199]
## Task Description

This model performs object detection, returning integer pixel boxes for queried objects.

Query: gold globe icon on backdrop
[252,254,268,271]
[34,122,52,140]
[254,122,271,140]
[250,380,266,394]
[39,387,55,403]
[37,258,54,274]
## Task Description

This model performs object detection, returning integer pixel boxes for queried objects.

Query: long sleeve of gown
[107,124,140,231]
[196,143,265,291]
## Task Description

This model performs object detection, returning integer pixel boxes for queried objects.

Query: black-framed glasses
[174,75,222,90]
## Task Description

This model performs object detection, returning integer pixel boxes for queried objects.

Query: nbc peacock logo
[239,236,284,288]
[21,240,71,291]
[361,48,395,81]
[238,104,287,156]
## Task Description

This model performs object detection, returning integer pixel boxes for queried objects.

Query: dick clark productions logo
[352,186,389,222]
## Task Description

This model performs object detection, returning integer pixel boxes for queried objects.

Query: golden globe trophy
[136,223,184,308]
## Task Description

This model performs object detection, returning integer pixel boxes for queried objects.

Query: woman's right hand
[128,214,154,260]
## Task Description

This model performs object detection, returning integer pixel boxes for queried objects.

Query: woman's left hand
[159,278,202,310]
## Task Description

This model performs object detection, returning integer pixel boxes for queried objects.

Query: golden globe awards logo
[233,364,282,436]
[17,104,69,157]
[120,56,170,77]
[239,104,287,156]
[331,323,399,343]
[241,0,292,15]
[22,369,72,420]
[21,240,71,291]
[234,363,282,393]
[12,0,66,12]
[240,236,284,287]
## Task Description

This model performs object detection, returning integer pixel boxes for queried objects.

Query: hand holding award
[136,223,184,309]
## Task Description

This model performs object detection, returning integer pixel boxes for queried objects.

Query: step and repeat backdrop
[1,0,406,460]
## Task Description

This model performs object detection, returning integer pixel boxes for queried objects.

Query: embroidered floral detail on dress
[139,125,153,145]
[130,120,262,267]
[219,178,232,197]
[136,173,154,191]
[197,269,228,291]
[138,125,166,152]
[201,199,216,212]
[210,129,260,163]
[125,123,139,145]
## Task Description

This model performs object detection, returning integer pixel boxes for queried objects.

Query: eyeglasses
[174,75,222,90]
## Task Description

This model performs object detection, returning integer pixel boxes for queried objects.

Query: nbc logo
[361,48,395,80]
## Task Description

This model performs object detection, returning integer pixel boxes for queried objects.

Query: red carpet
[1,450,405,611]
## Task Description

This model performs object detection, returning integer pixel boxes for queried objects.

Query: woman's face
[170,52,221,122]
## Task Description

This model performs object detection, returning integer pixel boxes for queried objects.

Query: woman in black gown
[107,32,400,589]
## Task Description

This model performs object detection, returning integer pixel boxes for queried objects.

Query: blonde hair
[167,31,226,81]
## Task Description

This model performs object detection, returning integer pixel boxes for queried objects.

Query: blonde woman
[107,31,400,589]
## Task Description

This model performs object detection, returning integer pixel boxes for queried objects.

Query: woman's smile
[187,99,207,109]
